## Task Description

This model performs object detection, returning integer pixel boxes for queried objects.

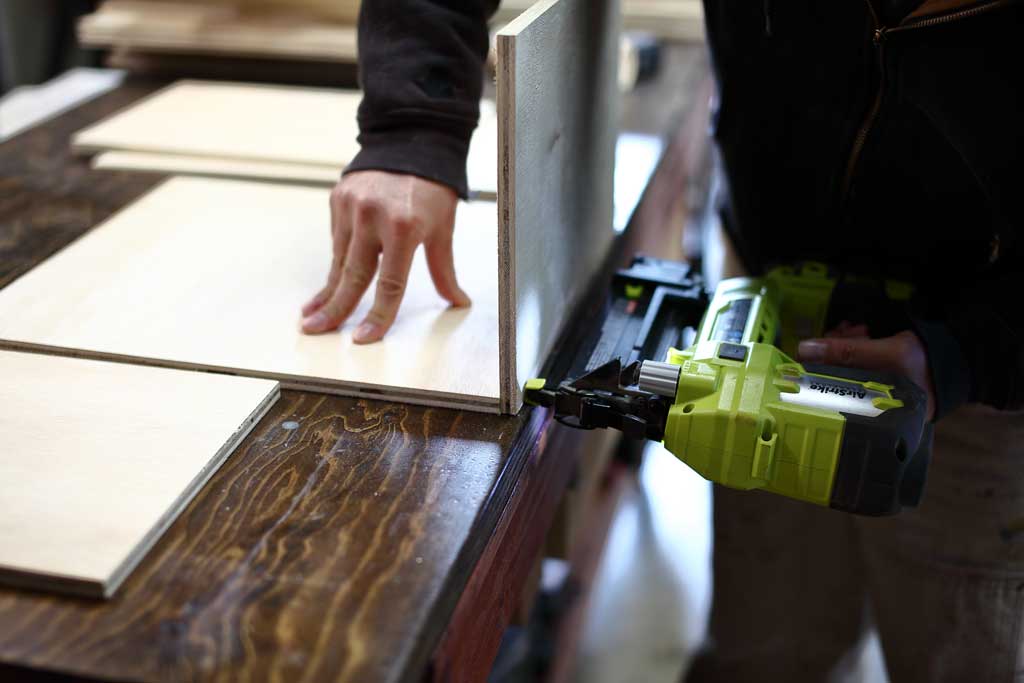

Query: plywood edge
[89,152,500,198]
[101,384,281,597]
[468,189,498,202]
[70,78,186,154]
[78,28,358,63]
[74,139,346,169]
[496,28,520,415]
[0,566,106,599]
[0,341,503,415]
[495,0,562,37]
[91,150,342,187]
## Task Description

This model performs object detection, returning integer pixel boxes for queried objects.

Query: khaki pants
[686,404,1024,682]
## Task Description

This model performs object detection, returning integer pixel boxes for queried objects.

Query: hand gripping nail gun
[524,258,932,515]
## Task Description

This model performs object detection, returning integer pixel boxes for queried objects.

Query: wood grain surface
[496,0,621,412]
[0,350,279,598]
[0,177,502,411]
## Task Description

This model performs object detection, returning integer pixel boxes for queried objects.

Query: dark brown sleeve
[343,0,500,199]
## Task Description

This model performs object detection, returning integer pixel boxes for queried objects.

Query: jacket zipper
[840,0,1011,206]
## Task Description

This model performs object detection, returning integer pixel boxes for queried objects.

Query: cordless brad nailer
[524,258,932,516]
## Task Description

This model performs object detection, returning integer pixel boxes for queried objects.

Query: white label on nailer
[778,374,887,418]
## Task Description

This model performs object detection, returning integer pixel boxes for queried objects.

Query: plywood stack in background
[78,0,703,73]
[78,0,361,64]
[73,81,499,197]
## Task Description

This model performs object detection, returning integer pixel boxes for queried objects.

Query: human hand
[301,170,471,343]
[797,325,936,421]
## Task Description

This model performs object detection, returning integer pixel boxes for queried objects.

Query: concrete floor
[572,444,890,683]
[572,444,711,683]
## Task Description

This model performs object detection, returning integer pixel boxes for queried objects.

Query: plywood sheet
[0,350,279,598]
[72,81,499,196]
[496,0,621,412]
[0,177,502,411]
[78,1,360,62]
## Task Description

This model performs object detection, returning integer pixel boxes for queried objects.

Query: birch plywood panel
[0,350,279,598]
[72,81,500,196]
[0,177,502,411]
[72,81,361,165]
[496,0,620,412]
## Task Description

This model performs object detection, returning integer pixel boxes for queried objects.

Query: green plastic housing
[660,270,897,507]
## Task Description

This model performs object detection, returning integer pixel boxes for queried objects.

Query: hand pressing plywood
[0,350,279,598]
[72,81,499,197]
[496,0,621,411]
[0,177,501,412]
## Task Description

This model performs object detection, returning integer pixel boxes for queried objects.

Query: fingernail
[302,311,327,332]
[454,289,472,307]
[353,322,381,344]
[797,340,827,362]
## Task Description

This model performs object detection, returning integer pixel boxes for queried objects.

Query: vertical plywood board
[0,350,279,598]
[496,0,621,412]
[0,177,502,412]
[71,81,499,196]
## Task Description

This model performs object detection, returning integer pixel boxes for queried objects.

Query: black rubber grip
[803,364,932,516]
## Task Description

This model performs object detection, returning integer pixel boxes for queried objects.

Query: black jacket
[346,0,1023,419]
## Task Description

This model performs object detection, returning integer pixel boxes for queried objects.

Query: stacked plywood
[73,81,500,198]
[78,0,360,63]
[78,0,702,68]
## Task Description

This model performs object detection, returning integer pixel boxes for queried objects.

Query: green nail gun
[524,257,931,516]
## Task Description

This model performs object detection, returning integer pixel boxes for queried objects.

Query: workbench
[0,45,710,682]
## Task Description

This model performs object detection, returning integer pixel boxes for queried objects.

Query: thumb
[797,336,906,374]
